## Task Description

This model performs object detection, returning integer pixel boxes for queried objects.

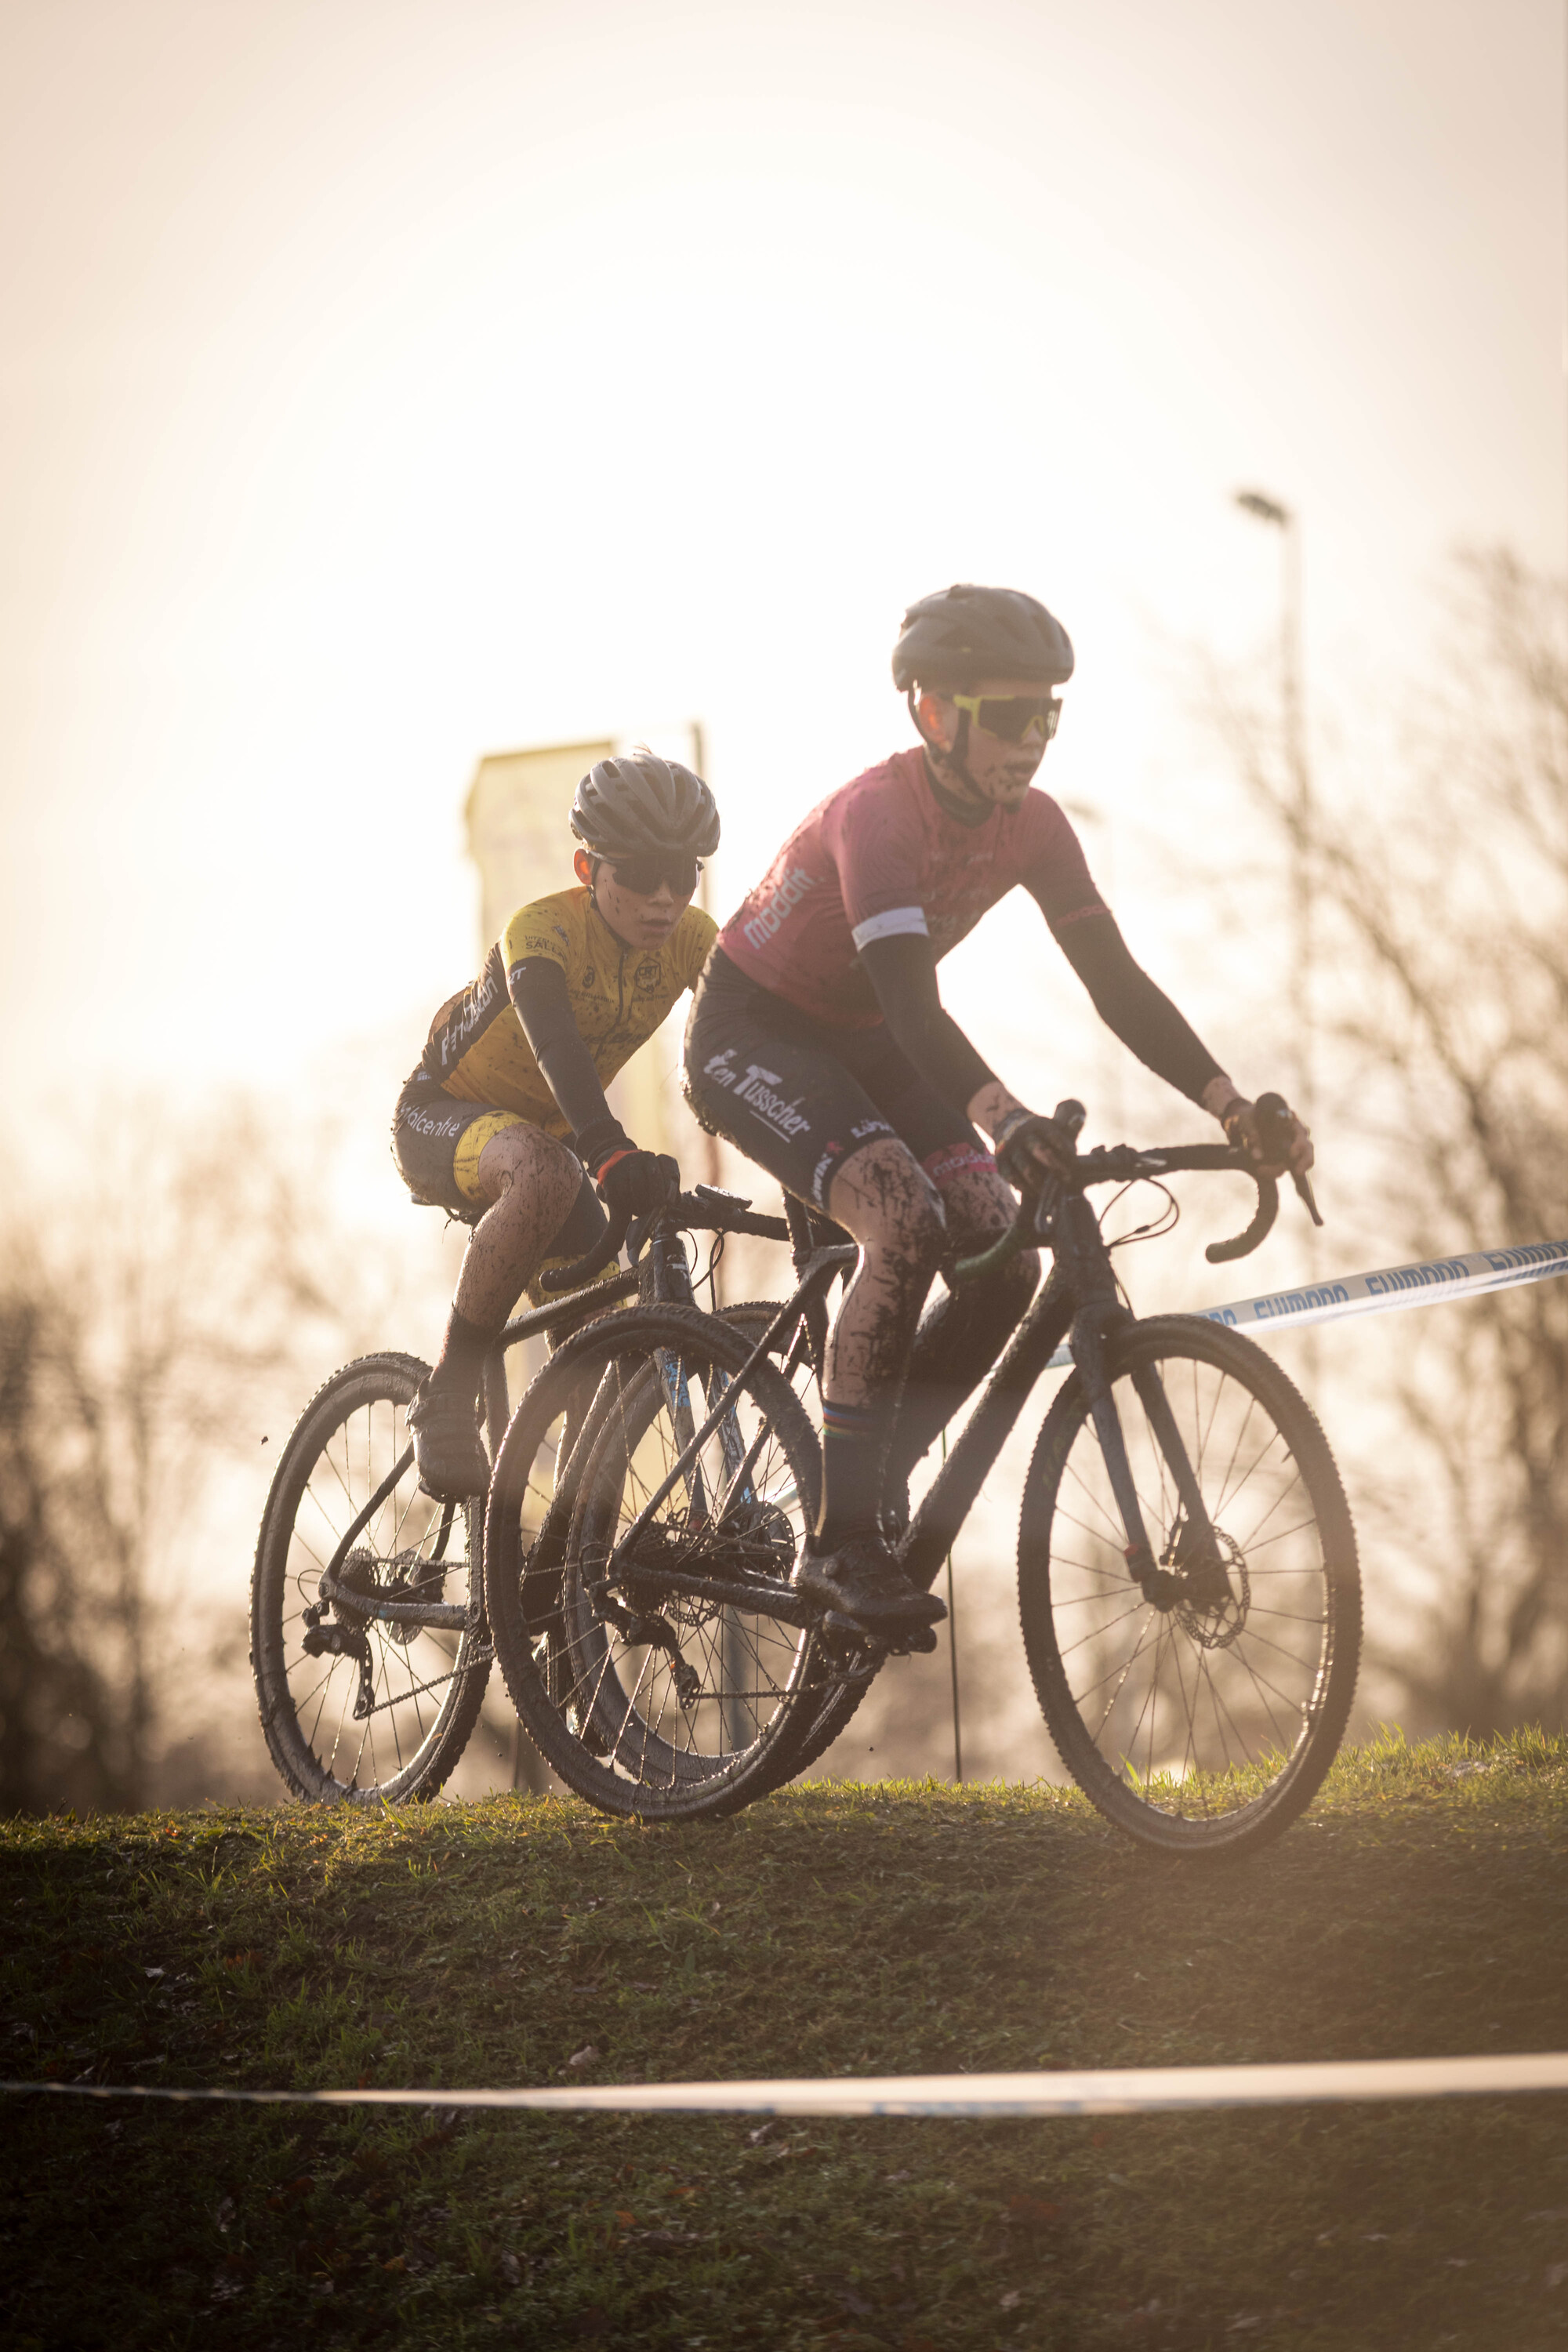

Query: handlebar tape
[949,1200,1036,1286]
[537,1202,634,1293]
[1204,1174,1279,1264]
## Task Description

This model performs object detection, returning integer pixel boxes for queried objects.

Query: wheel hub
[332,1548,422,1646]
[1166,1526,1250,1649]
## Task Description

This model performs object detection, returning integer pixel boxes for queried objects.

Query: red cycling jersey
[717,747,1107,1028]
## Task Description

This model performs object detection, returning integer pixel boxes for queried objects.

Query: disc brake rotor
[1172,1526,1250,1650]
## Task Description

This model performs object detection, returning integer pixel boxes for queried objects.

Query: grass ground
[2,1730,1567,2351]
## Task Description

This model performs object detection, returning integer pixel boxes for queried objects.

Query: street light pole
[1235,491,1319,1356]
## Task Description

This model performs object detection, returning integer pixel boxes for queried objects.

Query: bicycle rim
[251,1354,488,1803]
[1019,1317,1360,1855]
[487,1306,823,1820]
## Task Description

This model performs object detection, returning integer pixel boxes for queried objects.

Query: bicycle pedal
[822,1607,936,1656]
[821,1609,884,1646]
[888,1624,939,1657]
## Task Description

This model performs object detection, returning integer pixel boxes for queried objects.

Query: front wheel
[1018,1317,1360,1856]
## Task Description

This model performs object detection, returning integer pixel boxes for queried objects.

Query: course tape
[1045,1236,1568,1370]
[7,2053,1568,2119]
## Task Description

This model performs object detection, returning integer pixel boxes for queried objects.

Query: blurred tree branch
[1203,546,1568,1733]
[0,1098,363,1813]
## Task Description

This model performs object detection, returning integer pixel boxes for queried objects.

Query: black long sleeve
[856,931,996,1116]
[1042,905,1224,1106]
[509,958,623,1156]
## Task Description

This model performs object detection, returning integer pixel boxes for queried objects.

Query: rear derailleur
[587,1580,702,1709]
[299,1610,377,1720]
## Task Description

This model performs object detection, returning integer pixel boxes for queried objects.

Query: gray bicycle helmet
[570,752,720,860]
[891,584,1075,694]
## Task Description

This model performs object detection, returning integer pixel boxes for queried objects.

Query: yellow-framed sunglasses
[949,691,1062,746]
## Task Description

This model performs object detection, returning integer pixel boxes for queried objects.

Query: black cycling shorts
[683,950,991,1212]
[390,1068,608,1283]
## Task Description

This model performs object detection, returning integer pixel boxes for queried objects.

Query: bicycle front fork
[1069,1307,1222,1603]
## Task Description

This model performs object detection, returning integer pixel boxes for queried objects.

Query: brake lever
[1253,1090,1323,1228]
[1293,1169,1325,1229]
[624,1207,659,1262]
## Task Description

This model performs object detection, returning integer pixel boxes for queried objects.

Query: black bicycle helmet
[891,583,1075,694]
[570,752,720,860]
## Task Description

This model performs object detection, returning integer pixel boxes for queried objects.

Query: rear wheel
[487,1306,823,1819]
[1018,1317,1359,1855]
[251,1354,488,1802]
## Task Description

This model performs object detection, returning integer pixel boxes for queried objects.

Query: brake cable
[1098,1177,1181,1254]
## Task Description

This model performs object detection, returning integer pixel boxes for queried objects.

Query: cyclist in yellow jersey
[393,752,720,1498]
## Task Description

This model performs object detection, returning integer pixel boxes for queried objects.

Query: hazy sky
[2,0,1563,1116]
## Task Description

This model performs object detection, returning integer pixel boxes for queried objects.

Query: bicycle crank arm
[601,1570,818,1629]
[314,1566,471,1632]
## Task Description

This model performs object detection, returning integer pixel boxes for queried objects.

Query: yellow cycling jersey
[419,887,718,1138]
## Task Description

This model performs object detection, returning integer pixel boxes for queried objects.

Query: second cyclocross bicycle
[249,1187,821,1806]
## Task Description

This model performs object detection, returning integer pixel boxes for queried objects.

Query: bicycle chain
[352,1642,494,1722]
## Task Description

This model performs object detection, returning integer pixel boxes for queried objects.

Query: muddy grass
[3,1729,1567,2350]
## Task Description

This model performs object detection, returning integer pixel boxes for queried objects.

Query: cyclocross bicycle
[484,1097,1361,1855]
[249,1188,821,1806]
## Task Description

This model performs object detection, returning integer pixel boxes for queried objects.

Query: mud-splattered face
[573,848,696,949]
[916,673,1060,810]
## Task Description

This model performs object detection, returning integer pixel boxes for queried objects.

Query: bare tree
[1205,546,1568,1733]
[0,1098,365,1812]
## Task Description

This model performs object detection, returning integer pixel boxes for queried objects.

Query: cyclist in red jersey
[684,583,1312,1635]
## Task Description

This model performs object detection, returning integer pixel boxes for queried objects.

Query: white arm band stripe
[851,906,929,949]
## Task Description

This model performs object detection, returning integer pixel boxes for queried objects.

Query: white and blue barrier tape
[1046,1237,1568,1370]
[7,2052,1568,2118]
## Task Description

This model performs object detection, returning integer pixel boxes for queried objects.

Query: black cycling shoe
[792,1530,947,1632]
[407,1377,490,1501]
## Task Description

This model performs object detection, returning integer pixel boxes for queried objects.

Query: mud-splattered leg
[430,1124,586,1401]
[813,1138,947,1543]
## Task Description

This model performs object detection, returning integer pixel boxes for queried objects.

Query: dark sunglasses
[950,691,1062,746]
[602,854,702,898]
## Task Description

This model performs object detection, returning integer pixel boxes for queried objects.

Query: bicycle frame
[591,1181,1229,1630]
[321,1131,1250,1652]
[898,1191,1221,1599]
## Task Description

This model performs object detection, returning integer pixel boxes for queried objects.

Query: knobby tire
[1018,1316,1360,1856]
[251,1353,489,1803]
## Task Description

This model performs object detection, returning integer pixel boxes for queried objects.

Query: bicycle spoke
[1022,1323,1355,1845]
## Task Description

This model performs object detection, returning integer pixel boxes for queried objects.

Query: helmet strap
[574,845,607,913]
[907,688,983,802]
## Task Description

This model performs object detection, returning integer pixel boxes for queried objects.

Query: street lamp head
[1235,488,1291,528]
